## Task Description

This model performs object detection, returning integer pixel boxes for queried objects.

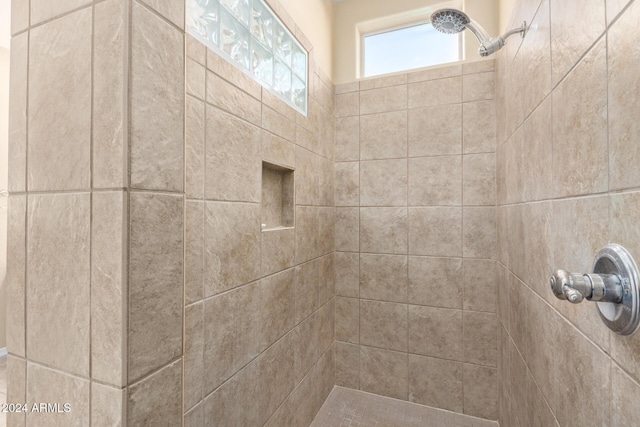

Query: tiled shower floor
[311,387,498,427]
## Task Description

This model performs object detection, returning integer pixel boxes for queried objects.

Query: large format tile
[408,207,462,257]
[408,256,463,309]
[463,364,497,420]
[335,162,359,206]
[408,156,462,206]
[612,365,640,427]
[94,0,127,189]
[204,202,261,296]
[336,297,359,344]
[521,0,551,117]
[360,207,408,254]
[336,251,359,298]
[552,37,608,198]
[335,207,359,252]
[128,360,182,426]
[408,77,461,109]
[360,85,407,115]
[608,0,640,190]
[261,269,296,349]
[184,302,204,413]
[462,207,496,259]
[360,159,407,206]
[185,201,204,304]
[7,356,26,427]
[360,300,407,352]
[408,104,462,157]
[6,196,25,356]
[463,100,496,154]
[408,305,463,360]
[359,346,408,400]
[360,111,407,160]
[206,72,261,127]
[27,193,90,377]
[463,153,496,206]
[463,72,495,102]
[28,8,91,191]
[131,2,184,191]
[26,363,89,426]
[408,354,463,413]
[91,192,126,386]
[91,383,125,427]
[205,107,261,202]
[139,0,184,28]
[335,117,359,161]
[335,342,360,389]
[259,332,296,421]
[360,254,408,303]
[129,192,183,381]
[463,311,497,367]
[186,97,205,199]
[30,0,91,25]
[8,33,27,192]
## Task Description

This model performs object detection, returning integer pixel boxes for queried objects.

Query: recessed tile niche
[261,162,294,230]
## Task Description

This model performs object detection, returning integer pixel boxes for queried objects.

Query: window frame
[359,14,463,78]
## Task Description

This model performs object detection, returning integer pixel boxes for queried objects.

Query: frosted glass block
[220,0,250,27]
[220,8,250,70]
[251,0,273,49]
[274,60,291,99]
[292,43,306,79]
[252,41,273,86]
[274,23,292,66]
[292,76,306,112]
[187,0,219,46]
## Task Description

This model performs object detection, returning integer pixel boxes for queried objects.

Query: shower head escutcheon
[430,8,526,57]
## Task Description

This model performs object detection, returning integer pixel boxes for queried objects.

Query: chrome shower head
[430,8,470,34]
[429,8,526,57]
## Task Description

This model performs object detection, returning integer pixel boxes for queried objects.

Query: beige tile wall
[334,60,499,421]
[497,0,640,426]
[7,0,336,425]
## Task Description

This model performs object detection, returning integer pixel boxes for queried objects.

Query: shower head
[429,8,526,57]
[430,8,470,34]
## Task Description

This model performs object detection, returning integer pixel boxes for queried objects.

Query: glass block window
[187,0,308,115]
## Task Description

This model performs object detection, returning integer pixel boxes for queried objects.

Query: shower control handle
[550,270,623,304]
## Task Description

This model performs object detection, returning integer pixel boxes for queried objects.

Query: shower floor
[310,387,498,427]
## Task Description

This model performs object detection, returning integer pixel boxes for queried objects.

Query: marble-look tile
[262,131,295,168]
[127,360,182,426]
[296,206,334,263]
[408,305,463,360]
[360,300,407,352]
[463,259,497,313]
[184,302,204,412]
[463,312,497,367]
[335,342,360,389]
[185,201,204,304]
[131,2,184,191]
[186,97,205,199]
[463,60,495,74]
[26,363,89,426]
[463,100,496,154]
[6,196,25,356]
[292,360,321,427]
[612,365,640,427]
[408,354,463,413]
[91,192,126,386]
[128,192,183,381]
[408,64,462,82]
[463,207,497,259]
[335,92,359,117]
[336,116,360,161]
[206,71,261,126]
[360,207,408,254]
[336,297,359,344]
[463,364,497,420]
[139,0,184,28]
[360,74,407,90]
[550,0,605,85]
[261,228,295,277]
[203,282,262,393]
[27,194,90,377]
[359,346,408,400]
[93,0,126,189]
[526,369,559,427]
[608,0,640,190]
[261,269,296,348]
[408,256,463,309]
[91,383,125,427]
[336,252,359,298]
[336,81,359,94]
[204,202,261,296]
[607,0,634,24]
[8,33,27,192]
[28,8,91,191]
[335,162,359,206]
[408,156,462,206]
[360,254,408,303]
[408,104,462,157]
[552,37,607,198]
[360,85,407,115]
[335,207,359,252]
[521,0,551,117]
[264,396,294,427]
[360,159,407,206]
[30,0,91,25]
[205,107,261,202]
[408,77,462,109]
[463,72,495,102]
[294,311,320,383]
[360,111,407,160]
[259,332,296,421]
[294,258,320,324]
[522,97,553,202]
[463,153,496,206]
[184,404,203,427]
[408,207,462,257]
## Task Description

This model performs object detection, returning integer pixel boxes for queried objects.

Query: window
[362,21,461,78]
[186,0,308,115]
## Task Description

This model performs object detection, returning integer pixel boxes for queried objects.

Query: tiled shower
[5,0,640,426]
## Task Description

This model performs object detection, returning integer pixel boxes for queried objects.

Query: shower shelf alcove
[261,161,295,231]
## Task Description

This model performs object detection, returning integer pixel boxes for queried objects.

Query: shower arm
[464,20,527,57]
